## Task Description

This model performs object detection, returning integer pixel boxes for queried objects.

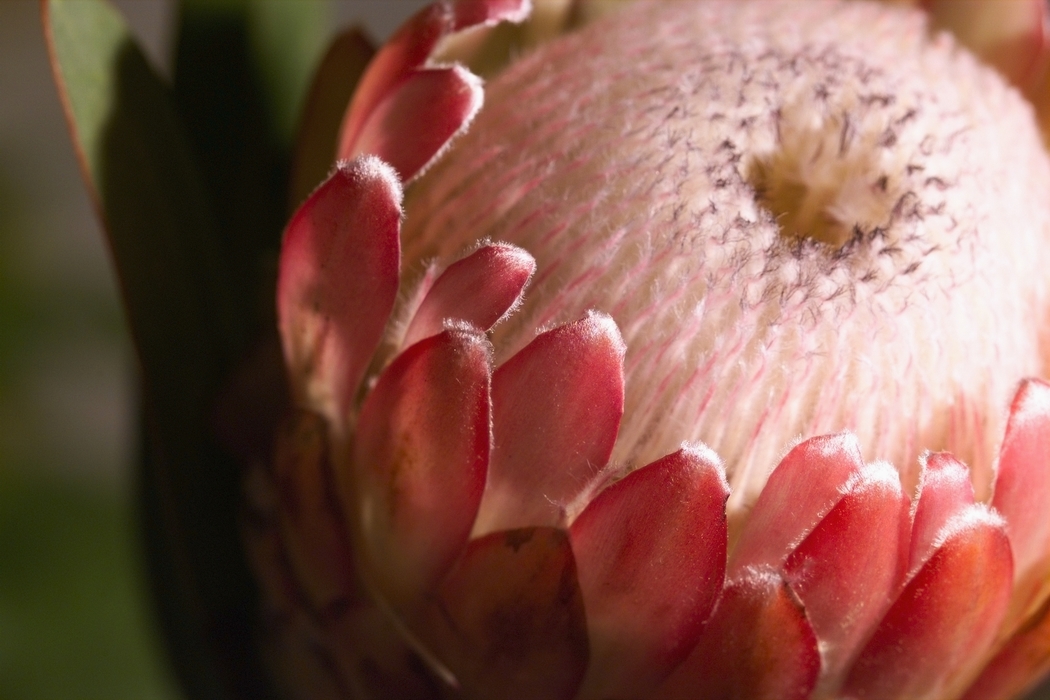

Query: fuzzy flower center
[401,0,1050,518]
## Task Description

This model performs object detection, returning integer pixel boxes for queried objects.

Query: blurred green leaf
[0,470,179,700]
[250,0,332,142]
[42,1,274,698]
[172,0,332,338]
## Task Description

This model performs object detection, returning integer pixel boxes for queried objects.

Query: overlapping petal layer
[250,1,1050,698]
[258,138,1050,697]
[336,0,531,182]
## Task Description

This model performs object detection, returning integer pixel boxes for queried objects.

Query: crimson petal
[337,0,530,166]
[349,329,491,612]
[729,433,864,576]
[473,311,625,535]
[402,242,536,348]
[349,65,483,183]
[909,451,975,573]
[416,527,588,700]
[276,156,401,421]
[992,379,1050,625]
[654,568,820,700]
[782,462,909,690]
[842,505,1013,700]
[569,445,729,698]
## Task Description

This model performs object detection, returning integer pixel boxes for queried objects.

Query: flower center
[401,0,1050,515]
[746,110,896,250]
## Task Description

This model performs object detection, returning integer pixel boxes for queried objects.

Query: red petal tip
[349,64,485,182]
[337,0,532,168]
[655,568,820,700]
[730,432,864,576]
[402,241,536,347]
[844,504,1013,700]
[782,460,908,686]
[909,451,975,574]
[276,155,402,420]
[992,378,1050,622]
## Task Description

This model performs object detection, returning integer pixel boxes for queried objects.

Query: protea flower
[239,0,1050,698]
[41,0,1050,698]
[235,0,1050,698]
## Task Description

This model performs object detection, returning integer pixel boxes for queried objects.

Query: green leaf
[171,0,333,342]
[249,0,333,142]
[43,1,272,698]
[170,0,285,337]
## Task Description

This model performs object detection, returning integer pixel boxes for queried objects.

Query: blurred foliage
[41,0,337,697]
[0,469,180,700]
[0,123,179,698]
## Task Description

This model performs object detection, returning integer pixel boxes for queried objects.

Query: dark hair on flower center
[723,48,974,305]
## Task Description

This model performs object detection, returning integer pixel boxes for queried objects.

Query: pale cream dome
[400,0,1050,518]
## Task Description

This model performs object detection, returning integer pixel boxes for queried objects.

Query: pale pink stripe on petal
[402,242,535,348]
[473,311,625,535]
[416,527,588,700]
[276,156,401,421]
[569,445,728,699]
[350,328,491,612]
[729,433,864,576]
[842,505,1013,700]
[654,568,820,700]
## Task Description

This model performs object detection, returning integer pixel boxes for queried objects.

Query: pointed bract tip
[580,310,627,358]
[332,155,404,209]
[678,441,730,488]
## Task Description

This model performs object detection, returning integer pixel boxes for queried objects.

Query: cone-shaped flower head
[403,0,1050,514]
[249,1,1050,699]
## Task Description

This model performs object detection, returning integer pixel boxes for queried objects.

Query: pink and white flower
[245,1,1050,698]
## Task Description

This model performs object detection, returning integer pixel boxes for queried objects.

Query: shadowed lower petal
[415,527,589,700]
